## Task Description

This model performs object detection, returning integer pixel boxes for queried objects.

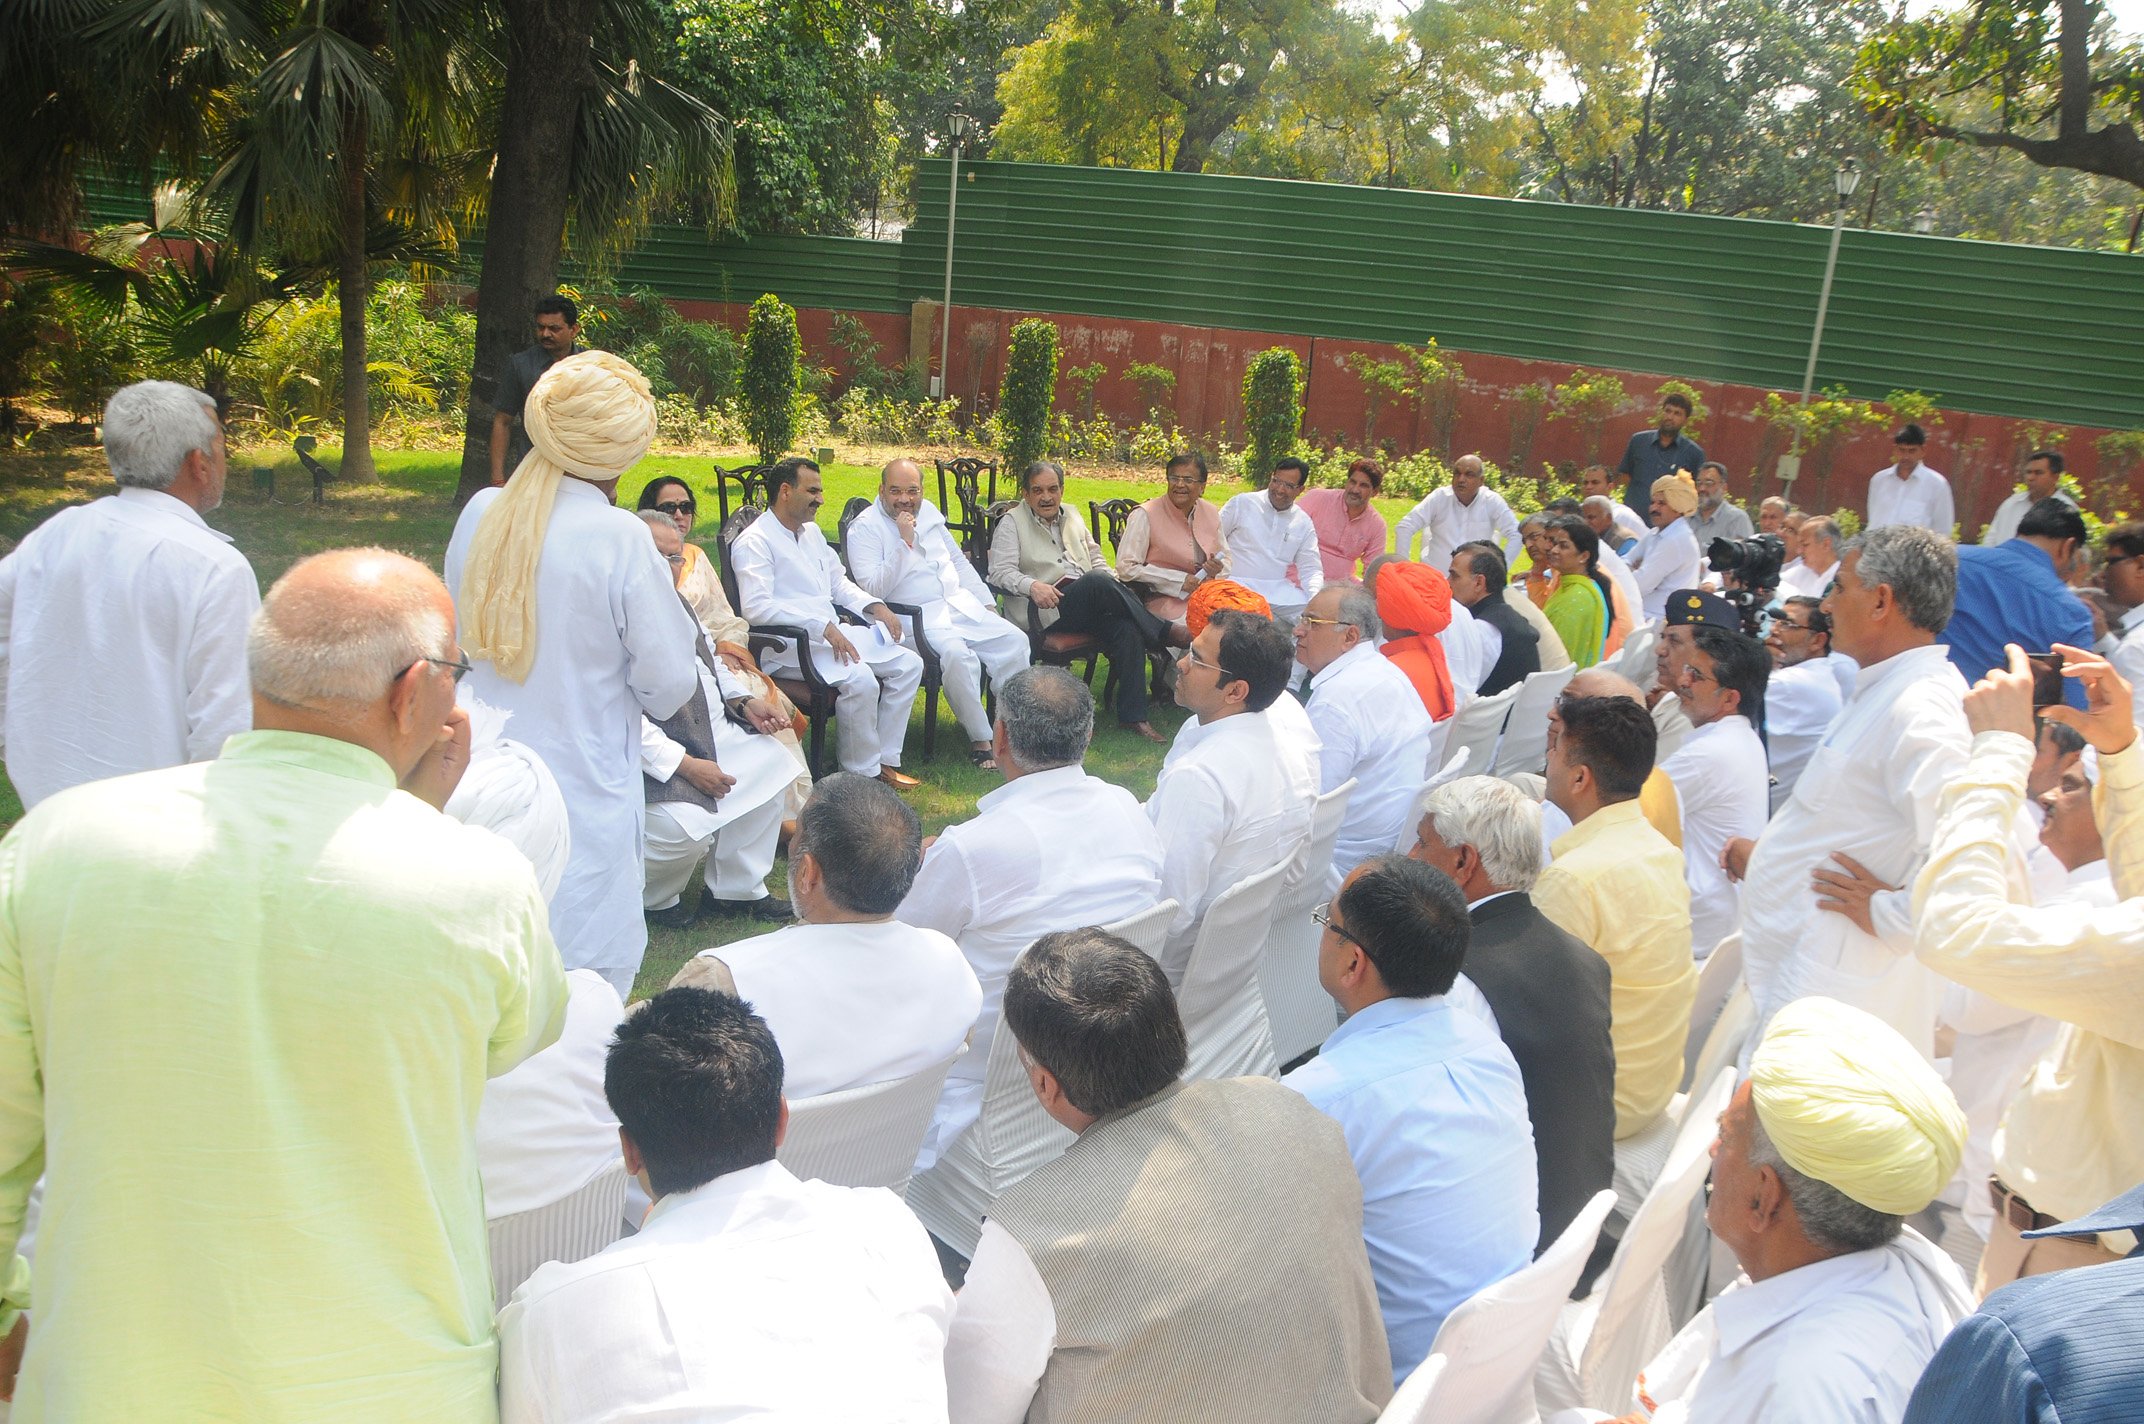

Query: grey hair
[248,550,453,709]
[1746,1112,1902,1253]
[1761,495,1790,513]
[1844,524,1956,633]
[793,772,922,915]
[1802,516,1842,554]
[103,380,219,490]
[1580,495,1617,517]
[1418,775,1544,892]
[637,509,680,538]
[998,665,1094,770]
[1335,587,1379,640]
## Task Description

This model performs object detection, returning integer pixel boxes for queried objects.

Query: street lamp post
[934,109,980,401]
[1779,158,1861,489]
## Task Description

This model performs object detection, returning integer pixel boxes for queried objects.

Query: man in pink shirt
[1298,458,1389,586]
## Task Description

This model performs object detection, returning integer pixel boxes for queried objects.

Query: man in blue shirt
[1941,499,2093,709]
[1282,854,1538,1387]
[1615,392,1705,522]
[1903,1183,2144,1423]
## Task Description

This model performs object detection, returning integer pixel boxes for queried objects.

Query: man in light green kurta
[0,548,568,1420]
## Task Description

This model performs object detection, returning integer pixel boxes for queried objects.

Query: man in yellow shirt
[1534,692,1697,1144]
[0,548,567,1420]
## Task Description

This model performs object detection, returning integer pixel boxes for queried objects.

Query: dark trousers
[1045,571,1169,724]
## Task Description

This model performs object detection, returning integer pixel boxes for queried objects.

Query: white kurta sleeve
[898,833,979,945]
[1865,698,1974,952]
[941,525,996,606]
[1305,697,1360,796]
[1393,493,1437,562]
[733,526,834,632]
[1491,494,1522,560]
[828,540,882,618]
[1933,478,1957,538]
[621,539,700,722]
[1147,764,1230,974]
[640,716,687,781]
[844,511,926,604]
[945,1221,1057,1424]
[1292,519,1326,600]
[183,559,262,763]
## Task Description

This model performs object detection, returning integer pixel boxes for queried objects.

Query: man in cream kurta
[0,380,258,809]
[448,477,698,993]
[844,459,1030,759]
[0,549,567,1422]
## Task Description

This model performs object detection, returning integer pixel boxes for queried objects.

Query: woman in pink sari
[1116,450,1231,626]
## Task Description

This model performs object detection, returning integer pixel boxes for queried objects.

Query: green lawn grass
[0,438,1413,997]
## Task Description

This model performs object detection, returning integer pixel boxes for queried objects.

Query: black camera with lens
[1705,533,1786,637]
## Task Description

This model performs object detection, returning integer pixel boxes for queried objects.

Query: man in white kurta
[446,353,700,995]
[731,459,924,782]
[1148,612,1317,979]
[1730,528,1970,1056]
[498,989,954,1424]
[1393,456,1520,573]
[1629,474,1705,624]
[1659,626,1770,960]
[0,380,258,809]
[1981,451,2076,545]
[1763,596,1844,811]
[1866,427,1955,534]
[1294,586,1432,888]
[898,666,1164,1166]
[1440,595,1487,697]
[682,771,981,1103]
[844,459,1030,759]
[1218,459,1324,622]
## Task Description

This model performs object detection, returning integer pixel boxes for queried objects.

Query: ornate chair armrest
[746,623,832,694]
[879,601,939,669]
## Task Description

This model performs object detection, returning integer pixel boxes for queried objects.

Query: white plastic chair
[1376,1353,1450,1424]
[1440,681,1520,784]
[1260,779,1356,1065]
[1388,1190,1618,1424]
[1492,666,1577,778]
[1615,621,1660,692]
[1179,861,1292,1081]
[777,1049,962,1197]
[488,1158,629,1304]
[1686,983,1754,1111]
[906,899,1179,1260]
[1534,1067,1736,1417]
[1681,932,1745,1089]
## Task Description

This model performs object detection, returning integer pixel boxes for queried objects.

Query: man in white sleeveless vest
[944,928,1392,1424]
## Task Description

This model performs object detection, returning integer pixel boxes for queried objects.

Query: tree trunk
[455,0,603,506]
[338,107,377,482]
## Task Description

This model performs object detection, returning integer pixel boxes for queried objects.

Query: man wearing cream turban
[1555,997,1975,1424]
[445,350,701,995]
[1627,472,1704,623]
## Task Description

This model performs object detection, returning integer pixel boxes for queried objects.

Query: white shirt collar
[1466,889,1521,911]
[976,762,1090,811]
[2119,605,2144,637]
[115,485,232,542]
[642,1158,794,1227]
[1711,1247,1888,1359]
[1843,641,1955,701]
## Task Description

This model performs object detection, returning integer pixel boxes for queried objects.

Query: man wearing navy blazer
[1409,775,1616,1256]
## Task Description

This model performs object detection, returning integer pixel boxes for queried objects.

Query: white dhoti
[908,595,1031,744]
[765,623,924,776]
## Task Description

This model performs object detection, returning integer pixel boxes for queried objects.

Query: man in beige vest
[943,928,1391,1424]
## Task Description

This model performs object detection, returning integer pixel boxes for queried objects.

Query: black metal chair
[835,495,945,762]
[714,462,777,527]
[717,501,867,779]
[936,456,999,575]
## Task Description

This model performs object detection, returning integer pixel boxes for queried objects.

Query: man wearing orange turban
[1185,578,1273,638]
[1375,561,1458,721]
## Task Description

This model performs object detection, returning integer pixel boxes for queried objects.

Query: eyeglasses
[1311,901,1360,947]
[1682,664,1719,686]
[405,654,473,684]
[1296,614,1341,627]
[1774,619,1820,633]
[1179,646,1237,680]
[654,500,695,516]
[1165,474,1205,487]
[665,552,685,566]
[2107,554,2140,570]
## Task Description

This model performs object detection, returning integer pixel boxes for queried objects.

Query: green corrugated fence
[903,159,2144,430]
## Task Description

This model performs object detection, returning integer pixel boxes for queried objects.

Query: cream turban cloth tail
[459,350,659,682]
[1651,471,1700,517]
[1750,997,1968,1217]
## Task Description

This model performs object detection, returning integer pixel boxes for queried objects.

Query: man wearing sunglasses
[1764,595,1843,809]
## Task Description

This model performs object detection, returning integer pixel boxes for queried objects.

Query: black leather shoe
[646,896,699,929]
[705,894,794,923]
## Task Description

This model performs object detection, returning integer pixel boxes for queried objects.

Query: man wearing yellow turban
[1570,998,1975,1424]
[445,350,702,995]
[1627,472,1705,624]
